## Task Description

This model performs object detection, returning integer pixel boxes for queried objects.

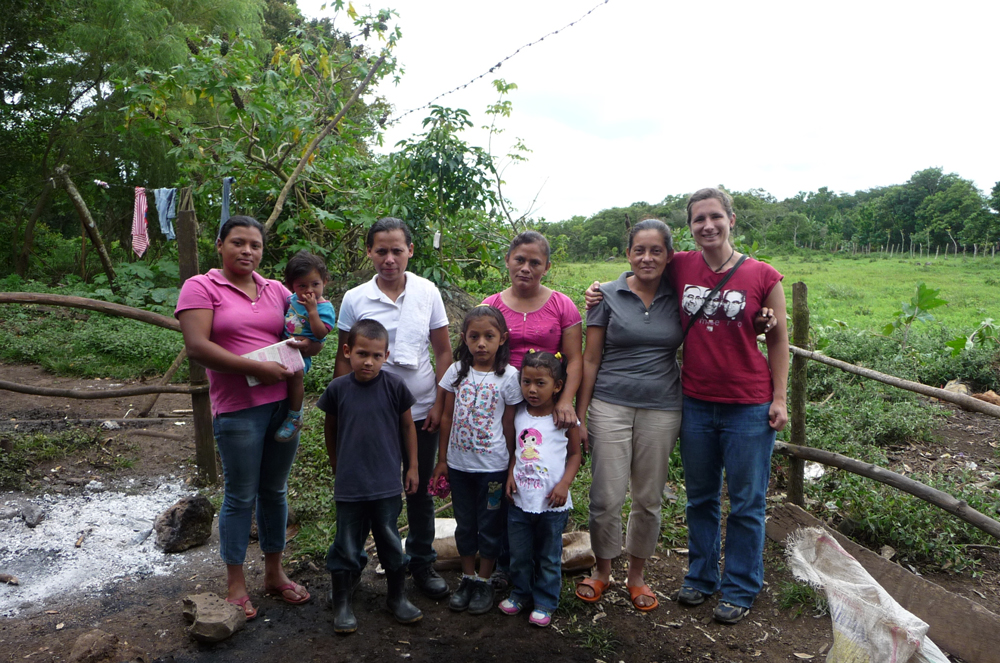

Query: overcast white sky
[298,0,999,222]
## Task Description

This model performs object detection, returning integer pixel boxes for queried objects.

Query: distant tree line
[543,168,1000,261]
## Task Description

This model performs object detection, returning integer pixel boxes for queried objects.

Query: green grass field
[545,254,999,334]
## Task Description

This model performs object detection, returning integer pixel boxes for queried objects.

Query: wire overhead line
[391,0,611,123]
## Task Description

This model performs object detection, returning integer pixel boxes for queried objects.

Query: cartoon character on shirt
[515,428,544,491]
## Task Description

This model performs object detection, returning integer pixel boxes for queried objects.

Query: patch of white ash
[0,478,214,617]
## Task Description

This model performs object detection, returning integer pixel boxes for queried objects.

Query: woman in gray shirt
[574,219,682,612]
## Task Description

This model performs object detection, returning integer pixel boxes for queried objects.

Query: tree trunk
[15,182,54,276]
[54,165,117,290]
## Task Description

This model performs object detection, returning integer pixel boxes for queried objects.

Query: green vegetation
[0,428,100,490]
[544,168,999,261]
[775,580,828,618]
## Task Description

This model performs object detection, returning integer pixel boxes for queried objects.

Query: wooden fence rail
[0,379,206,399]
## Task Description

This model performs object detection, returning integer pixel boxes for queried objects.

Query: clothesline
[130,178,235,257]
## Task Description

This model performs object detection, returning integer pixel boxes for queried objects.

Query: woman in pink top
[482,231,583,429]
[482,231,583,590]
[176,216,322,619]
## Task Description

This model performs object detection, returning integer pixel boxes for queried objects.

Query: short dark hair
[218,215,266,245]
[507,231,551,261]
[627,218,673,252]
[283,250,329,288]
[366,217,413,248]
[346,319,389,350]
[520,350,566,383]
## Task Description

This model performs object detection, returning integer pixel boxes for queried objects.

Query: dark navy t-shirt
[315,371,416,502]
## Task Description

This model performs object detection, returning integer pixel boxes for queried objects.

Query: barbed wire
[390,0,611,124]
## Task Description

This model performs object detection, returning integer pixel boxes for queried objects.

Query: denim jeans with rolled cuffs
[327,495,409,574]
[679,397,775,609]
[213,400,299,565]
[507,505,569,612]
[448,469,507,559]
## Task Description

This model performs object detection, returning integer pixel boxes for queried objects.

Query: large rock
[182,593,245,643]
[431,518,596,573]
[154,495,215,552]
[68,630,118,663]
[21,504,44,528]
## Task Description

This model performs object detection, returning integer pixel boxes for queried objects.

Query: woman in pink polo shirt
[481,231,583,589]
[175,216,319,619]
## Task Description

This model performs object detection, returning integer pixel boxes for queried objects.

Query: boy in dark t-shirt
[316,319,421,634]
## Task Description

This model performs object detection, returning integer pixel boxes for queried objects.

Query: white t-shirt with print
[512,406,572,513]
[338,275,449,421]
[439,363,523,473]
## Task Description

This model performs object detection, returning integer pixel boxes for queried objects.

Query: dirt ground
[1,362,999,663]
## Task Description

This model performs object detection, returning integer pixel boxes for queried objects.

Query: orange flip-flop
[575,577,613,603]
[628,584,659,612]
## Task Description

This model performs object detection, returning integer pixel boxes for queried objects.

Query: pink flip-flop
[265,582,311,605]
[227,594,258,620]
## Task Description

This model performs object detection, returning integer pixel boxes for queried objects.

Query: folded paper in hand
[242,341,305,386]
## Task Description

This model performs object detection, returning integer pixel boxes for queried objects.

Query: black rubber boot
[386,568,423,624]
[330,571,358,634]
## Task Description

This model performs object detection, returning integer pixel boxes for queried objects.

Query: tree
[914,180,990,250]
[587,235,608,259]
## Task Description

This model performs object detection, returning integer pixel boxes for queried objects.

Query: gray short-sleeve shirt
[586,272,683,410]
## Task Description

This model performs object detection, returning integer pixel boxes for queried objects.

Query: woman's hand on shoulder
[553,402,578,429]
[583,281,603,310]
[753,307,778,335]
[253,360,294,386]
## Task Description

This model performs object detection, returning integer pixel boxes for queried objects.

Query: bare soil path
[1,363,998,663]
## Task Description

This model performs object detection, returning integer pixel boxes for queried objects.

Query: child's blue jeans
[327,495,409,574]
[507,504,568,612]
[449,468,506,560]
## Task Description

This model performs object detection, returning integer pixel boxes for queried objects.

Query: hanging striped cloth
[132,186,149,257]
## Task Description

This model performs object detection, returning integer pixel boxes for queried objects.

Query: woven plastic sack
[786,527,949,663]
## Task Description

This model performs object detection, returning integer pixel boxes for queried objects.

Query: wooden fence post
[176,187,218,485]
[788,282,809,506]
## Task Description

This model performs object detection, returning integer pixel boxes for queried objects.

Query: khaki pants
[587,398,681,560]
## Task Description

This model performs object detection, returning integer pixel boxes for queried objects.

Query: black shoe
[713,601,750,624]
[488,569,510,592]
[330,572,357,634]
[386,568,423,624]
[449,577,476,612]
[677,586,709,606]
[412,565,450,599]
[467,579,495,615]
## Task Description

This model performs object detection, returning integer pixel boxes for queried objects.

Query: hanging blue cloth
[219,176,235,239]
[152,188,177,241]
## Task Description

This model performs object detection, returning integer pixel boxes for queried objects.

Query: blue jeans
[402,422,439,571]
[328,495,409,574]
[679,397,775,609]
[213,400,299,565]
[449,468,506,560]
[508,505,568,612]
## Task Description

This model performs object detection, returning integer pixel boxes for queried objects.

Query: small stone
[0,507,19,520]
[182,593,245,643]
[22,504,44,528]
[154,495,215,553]
[68,629,118,663]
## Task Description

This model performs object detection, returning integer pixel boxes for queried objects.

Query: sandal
[574,576,612,603]
[628,584,659,612]
[265,582,311,605]
[226,594,258,620]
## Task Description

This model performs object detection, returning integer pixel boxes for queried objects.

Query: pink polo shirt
[175,269,292,415]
